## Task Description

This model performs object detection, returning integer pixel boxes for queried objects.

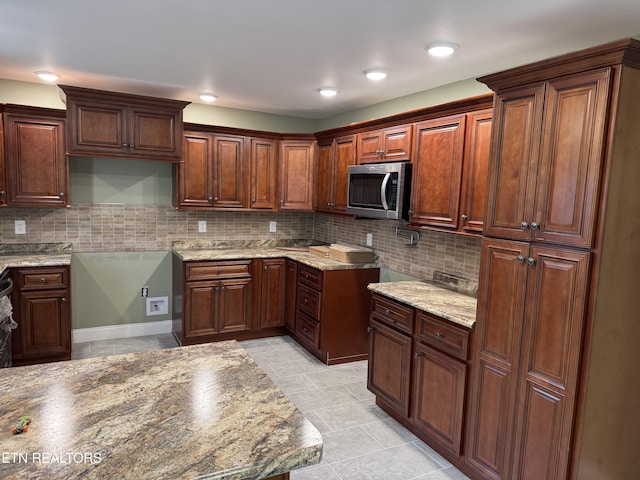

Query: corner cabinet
[10,266,71,366]
[279,140,316,211]
[3,106,68,207]
[60,85,190,162]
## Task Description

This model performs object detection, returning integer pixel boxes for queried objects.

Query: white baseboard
[72,319,173,344]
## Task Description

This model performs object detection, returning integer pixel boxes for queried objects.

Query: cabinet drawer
[371,294,414,335]
[416,312,470,361]
[297,284,321,319]
[296,310,320,349]
[298,265,323,290]
[186,261,251,280]
[19,268,68,290]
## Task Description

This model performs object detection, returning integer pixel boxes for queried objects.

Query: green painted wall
[71,252,172,329]
[69,157,174,206]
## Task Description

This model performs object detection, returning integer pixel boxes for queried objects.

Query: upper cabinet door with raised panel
[129,105,182,160]
[532,69,610,248]
[0,109,6,206]
[460,109,493,233]
[484,84,546,241]
[4,111,68,208]
[357,125,412,163]
[410,114,466,229]
[66,99,127,155]
[315,141,334,213]
[177,132,214,208]
[279,140,315,211]
[333,135,357,213]
[212,135,247,208]
[249,137,278,210]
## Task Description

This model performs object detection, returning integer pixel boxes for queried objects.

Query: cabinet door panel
[218,278,252,333]
[460,109,493,233]
[19,290,70,358]
[466,238,528,480]
[357,131,382,163]
[5,114,67,207]
[382,125,413,160]
[70,102,125,153]
[511,246,590,480]
[333,135,356,213]
[411,114,466,228]
[0,112,6,206]
[315,142,334,212]
[130,107,180,158]
[284,260,298,332]
[184,282,218,337]
[249,137,278,210]
[412,342,466,455]
[178,133,213,208]
[534,69,610,247]
[367,319,412,417]
[484,84,545,239]
[213,135,246,208]
[260,259,285,329]
[279,141,315,211]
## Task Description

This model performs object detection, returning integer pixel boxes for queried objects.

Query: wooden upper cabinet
[177,132,213,208]
[315,135,356,214]
[249,137,278,210]
[460,109,493,233]
[484,69,610,247]
[211,134,246,208]
[410,114,467,229]
[279,140,316,211]
[357,124,412,163]
[61,85,189,162]
[3,108,68,208]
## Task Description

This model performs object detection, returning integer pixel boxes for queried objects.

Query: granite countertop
[0,243,73,276]
[368,281,477,328]
[0,341,323,480]
[173,247,379,271]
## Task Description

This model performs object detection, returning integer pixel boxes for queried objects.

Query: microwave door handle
[380,173,391,210]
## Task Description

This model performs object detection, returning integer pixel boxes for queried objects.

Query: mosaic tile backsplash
[0,206,481,283]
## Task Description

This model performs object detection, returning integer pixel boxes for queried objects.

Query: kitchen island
[0,341,322,479]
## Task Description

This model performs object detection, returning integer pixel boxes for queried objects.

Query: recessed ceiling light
[199,93,217,102]
[318,87,338,97]
[34,71,60,82]
[364,69,388,81]
[426,42,459,57]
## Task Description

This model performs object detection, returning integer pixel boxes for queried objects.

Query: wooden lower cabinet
[367,293,472,462]
[257,258,286,329]
[10,266,71,366]
[292,264,379,365]
[284,260,298,332]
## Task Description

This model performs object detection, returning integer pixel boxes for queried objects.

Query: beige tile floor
[73,334,470,480]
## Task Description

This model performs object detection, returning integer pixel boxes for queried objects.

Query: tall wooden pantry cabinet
[465,38,640,480]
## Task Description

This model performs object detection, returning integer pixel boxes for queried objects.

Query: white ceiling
[1,0,640,119]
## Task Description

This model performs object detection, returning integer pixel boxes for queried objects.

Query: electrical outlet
[269,221,277,233]
[366,233,373,247]
[15,220,26,235]
[198,220,207,233]
[141,286,149,298]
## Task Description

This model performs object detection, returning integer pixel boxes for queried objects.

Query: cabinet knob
[302,327,308,333]
[0,190,5,195]
[214,197,219,202]
[304,298,309,304]
[531,222,540,230]
[367,326,371,333]
[461,214,468,221]
[435,332,444,339]
[252,198,256,203]
[280,199,284,205]
[527,257,536,266]
[208,197,213,202]
[385,309,391,315]
[264,266,268,271]
[521,221,530,230]
[59,192,65,197]
[414,352,420,359]
[61,297,66,303]
[40,277,46,283]
[517,255,525,263]
[220,285,225,290]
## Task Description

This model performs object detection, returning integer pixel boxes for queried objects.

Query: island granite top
[368,281,477,328]
[0,341,323,480]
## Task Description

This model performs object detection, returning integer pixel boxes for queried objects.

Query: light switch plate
[269,221,277,233]
[15,220,26,235]
[198,220,207,233]
[366,233,373,247]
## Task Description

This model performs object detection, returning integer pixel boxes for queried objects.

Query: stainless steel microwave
[347,161,412,220]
